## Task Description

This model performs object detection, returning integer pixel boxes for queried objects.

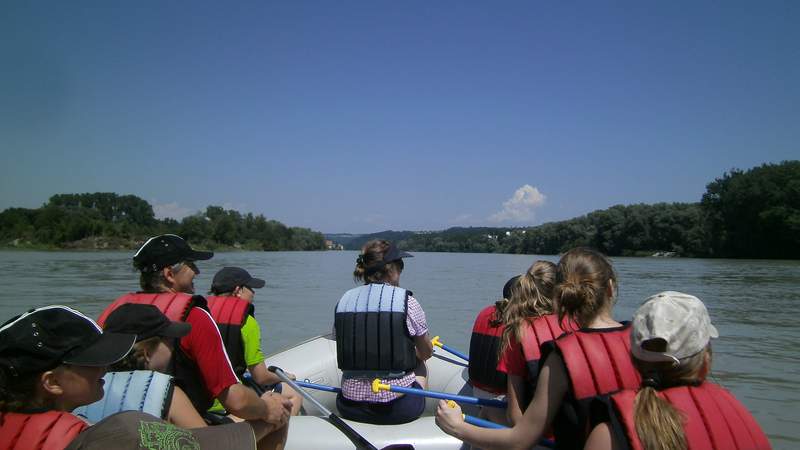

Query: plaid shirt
[340,293,428,403]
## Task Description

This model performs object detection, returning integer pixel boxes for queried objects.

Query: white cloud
[488,185,546,223]
[152,201,193,220]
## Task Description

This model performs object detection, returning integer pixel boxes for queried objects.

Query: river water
[0,250,797,448]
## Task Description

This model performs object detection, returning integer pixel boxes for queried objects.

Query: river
[0,250,797,448]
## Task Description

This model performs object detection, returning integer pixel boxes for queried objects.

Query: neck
[585,307,622,329]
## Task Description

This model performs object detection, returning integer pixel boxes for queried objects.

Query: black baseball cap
[382,242,413,262]
[210,267,266,294]
[103,304,191,342]
[133,234,213,273]
[502,275,521,300]
[65,411,256,450]
[0,305,136,377]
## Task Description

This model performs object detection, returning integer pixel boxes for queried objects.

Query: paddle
[295,380,506,428]
[431,336,469,362]
[372,379,507,409]
[268,366,380,450]
[443,401,556,448]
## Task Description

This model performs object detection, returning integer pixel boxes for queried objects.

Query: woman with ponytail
[436,247,640,449]
[495,260,571,425]
[333,240,433,425]
[584,292,771,450]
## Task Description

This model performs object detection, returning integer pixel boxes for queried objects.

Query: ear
[40,370,64,396]
[606,279,615,299]
[232,286,242,297]
[699,350,712,380]
[162,266,176,285]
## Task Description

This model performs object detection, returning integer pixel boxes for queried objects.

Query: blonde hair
[632,345,711,450]
[353,240,404,284]
[498,261,557,357]
[554,247,617,327]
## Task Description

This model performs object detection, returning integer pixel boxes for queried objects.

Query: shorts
[336,382,426,425]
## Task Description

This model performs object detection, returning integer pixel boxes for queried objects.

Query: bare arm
[249,362,283,387]
[414,333,434,361]
[218,383,291,428]
[436,353,569,450]
[505,374,527,425]
[167,386,207,429]
[584,423,618,450]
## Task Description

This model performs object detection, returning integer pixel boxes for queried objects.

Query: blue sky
[1,1,797,234]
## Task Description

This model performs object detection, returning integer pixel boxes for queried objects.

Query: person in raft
[496,259,572,425]
[584,291,771,450]
[207,267,303,416]
[436,247,641,450]
[97,234,292,427]
[0,305,278,450]
[333,239,434,425]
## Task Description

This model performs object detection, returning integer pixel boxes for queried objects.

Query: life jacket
[72,370,174,424]
[0,410,88,450]
[468,305,507,394]
[334,283,417,378]
[542,323,641,449]
[97,292,200,325]
[205,296,255,378]
[519,314,573,386]
[100,293,213,414]
[610,383,771,450]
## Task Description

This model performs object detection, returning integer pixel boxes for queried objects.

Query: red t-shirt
[497,332,527,377]
[180,307,239,398]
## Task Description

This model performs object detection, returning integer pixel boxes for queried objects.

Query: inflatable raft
[269,334,478,450]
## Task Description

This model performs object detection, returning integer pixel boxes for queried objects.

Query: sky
[1,1,798,234]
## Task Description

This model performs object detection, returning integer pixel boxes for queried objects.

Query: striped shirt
[339,293,428,403]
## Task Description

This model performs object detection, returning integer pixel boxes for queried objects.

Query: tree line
[0,193,325,251]
[344,161,799,259]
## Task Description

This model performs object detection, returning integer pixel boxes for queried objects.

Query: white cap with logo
[631,291,719,366]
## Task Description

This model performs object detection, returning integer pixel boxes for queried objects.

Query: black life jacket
[609,384,771,450]
[0,411,88,450]
[206,296,255,379]
[468,305,507,394]
[541,323,641,449]
[334,283,417,377]
[101,293,215,414]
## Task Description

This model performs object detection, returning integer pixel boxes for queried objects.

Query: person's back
[436,247,639,450]
[584,292,771,450]
[334,240,433,425]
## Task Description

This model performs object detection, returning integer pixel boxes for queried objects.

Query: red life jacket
[519,314,573,385]
[468,305,506,394]
[97,292,198,325]
[99,293,214,414]
[610,383,771,450]
[545,323,641,449]
[205,295,255,378]
[0,411,88,450]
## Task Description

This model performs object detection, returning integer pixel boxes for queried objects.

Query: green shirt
[208,315,266,413]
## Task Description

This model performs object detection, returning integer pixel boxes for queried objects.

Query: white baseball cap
[631,291,718,366]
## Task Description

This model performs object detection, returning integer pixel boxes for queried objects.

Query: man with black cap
[0,305,271,450]
[98,234,292,428]
[207,267,302,415]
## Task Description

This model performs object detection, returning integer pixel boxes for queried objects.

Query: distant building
[325,240,344,250]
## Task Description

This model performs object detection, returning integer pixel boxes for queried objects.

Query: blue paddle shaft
[440,343,469,362]
[463,415,506,429]
[386,385,507,409]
